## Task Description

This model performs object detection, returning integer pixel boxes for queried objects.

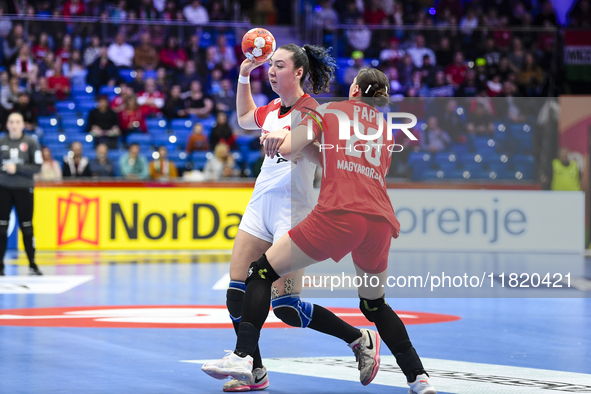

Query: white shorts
[238,186,312,244]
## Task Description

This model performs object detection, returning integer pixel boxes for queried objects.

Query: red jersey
[301,100,400,238]
[445,64,467,85]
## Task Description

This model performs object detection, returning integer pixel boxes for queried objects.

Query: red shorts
[289,209,394,274]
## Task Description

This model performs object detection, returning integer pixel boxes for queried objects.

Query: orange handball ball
[242,28,276,63]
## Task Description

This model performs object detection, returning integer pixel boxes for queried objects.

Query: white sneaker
[223,367,269,392]
[201,351,254,381]
[348,329,381,386]
[408,373,436,394]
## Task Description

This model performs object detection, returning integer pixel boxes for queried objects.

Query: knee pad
[20,221,33,239]
[226,280,246,322]
[245,254,280,287]
[271,294,314,328]
[359,296,389,323]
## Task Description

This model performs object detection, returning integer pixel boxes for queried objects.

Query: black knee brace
[0,220,8,238]
[245,254,280,287]
[359,296,390,322]
[226,280,246,323]
[20,222,34,239]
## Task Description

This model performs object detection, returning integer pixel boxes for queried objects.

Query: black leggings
[0,186,36,268]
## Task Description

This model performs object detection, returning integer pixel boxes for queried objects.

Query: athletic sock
[232,320,263,369]
[307,304,362,344]
[235,276,273,357]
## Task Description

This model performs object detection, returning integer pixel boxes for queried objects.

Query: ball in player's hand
[242,28,276,63]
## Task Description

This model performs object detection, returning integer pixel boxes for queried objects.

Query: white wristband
[238,74,250,84]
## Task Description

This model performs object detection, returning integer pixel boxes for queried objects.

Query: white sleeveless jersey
[251,94,318,211]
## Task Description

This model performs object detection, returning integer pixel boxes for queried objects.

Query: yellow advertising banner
[33,187,253,250]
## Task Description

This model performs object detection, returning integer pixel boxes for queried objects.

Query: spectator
[10,44,38,83]
[175,60,204,92]
[445,52,467,87]
[159,36,187,71]
[455,69,481,97]
[163,85,187,120]
[89,143,116,177]
[130,68,145,92]
[534,0,557,26]
[398,54,417,87]
[209,111,235,150]
[429,71,455,97]
[550,148,581,191]
[209,0,230,20]
[119,95,148,135]
[134,32,159,70]
[407,35,436,68]
[251,80,269,108]
[138,0,159,19]
[149,146,178,179]
[497,81,527,122]
[0,4,12,38]
[384,67,403,96]
[162,0,178,21]
[314,0,339,33]
[38,51,56,78]
[466,101,495,135]
[31,77,57,116]
[186,123,209,153]
[63,141,92,177]
[35,146,62,181]
[183,0,209,24]
[344,51,369,86]
[437,0,463,20]
[435,36,453,70]
[1,76,23,110]
[111,84,134,113]
[482,38,501,69]
[108,32,135,68]
[87,95,121,149]
[47,60,71,100]
[185,34,206,71]
[137,78,165,116]
[570,0,591,27]
[438,99,466,142]
[340,0,362,24]
[518,52,545,96]
[184,80,214,119]
[346,18,372,54]
[364,0,387,24]
[119,143,149,179]
[508,37,526,71]
[12,92,37,132]
[63,0,85,17]
[380,38,405,67]
[65,50,86,87]
[84,36,102,67]
[56,34,73,65]
[3,24,25,65]
[486,74,504,97]
[203,142,237,180]
[214,79,236,114]
[212,35,237,69]
[420,116,452,153]
[418,55,436,86]
[155,67,171,93]
[460,7,479,36]
[86,47,119,92]
[31,32,50,62]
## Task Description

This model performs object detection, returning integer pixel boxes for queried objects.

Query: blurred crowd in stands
[0,0,586,181]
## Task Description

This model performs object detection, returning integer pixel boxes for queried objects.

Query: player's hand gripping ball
[242,28,276,63]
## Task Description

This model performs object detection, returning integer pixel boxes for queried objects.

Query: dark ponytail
[355,68,390,107]
[279,43,337,94]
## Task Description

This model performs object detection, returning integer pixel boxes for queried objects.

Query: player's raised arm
[236,59,264,130]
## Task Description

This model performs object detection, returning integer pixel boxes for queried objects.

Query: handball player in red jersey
[202,68,436,394]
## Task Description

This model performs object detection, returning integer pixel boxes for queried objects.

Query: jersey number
[344,121,383,167]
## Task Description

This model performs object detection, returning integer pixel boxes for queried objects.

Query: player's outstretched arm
[278,124,314,161]
[236,59,264,130]
[299,142,321,166]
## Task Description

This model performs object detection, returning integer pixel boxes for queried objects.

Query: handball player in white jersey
[220,44,382,392]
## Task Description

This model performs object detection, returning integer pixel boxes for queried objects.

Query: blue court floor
[0,250,590,393]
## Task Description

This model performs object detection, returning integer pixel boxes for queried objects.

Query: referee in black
[0,113,43,276]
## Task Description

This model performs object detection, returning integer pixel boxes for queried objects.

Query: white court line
[0,275,93,294]
[186,356,591,393]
